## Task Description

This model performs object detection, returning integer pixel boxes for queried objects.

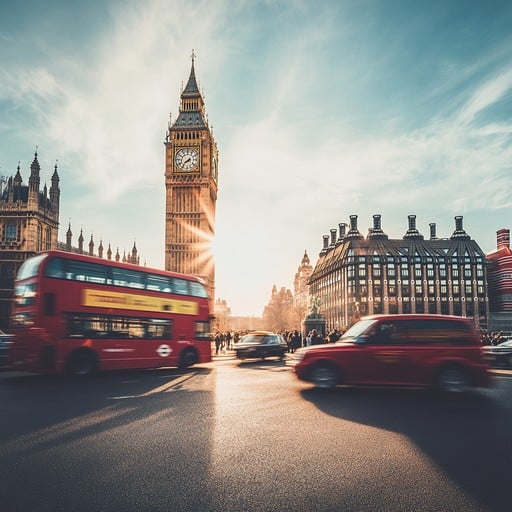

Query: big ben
[164,52,218,303]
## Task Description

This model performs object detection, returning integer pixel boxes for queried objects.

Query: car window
[368,322,406,345]
[402,319,474,345]
[339,319,378,341]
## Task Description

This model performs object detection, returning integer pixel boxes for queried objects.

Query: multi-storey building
[164,53,218,303]
[308,214,488,331]
[486,228,512,332]
[0,152,60,329]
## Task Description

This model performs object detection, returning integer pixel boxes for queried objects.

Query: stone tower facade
[0,151,60,329]
[164,53,218,302]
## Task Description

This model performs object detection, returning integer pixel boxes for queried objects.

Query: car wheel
[66,349,97,376]
[309,363,339,389]
[436,366,470,393]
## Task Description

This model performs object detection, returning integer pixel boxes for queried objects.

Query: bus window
[146,274,173,293]
[172,278,189,295]
[194,321,210,340]
[146,319,172,339]
[45,257,65,279]
[190,281,208,298]
[66,260,109,284]
[112,268,145,289]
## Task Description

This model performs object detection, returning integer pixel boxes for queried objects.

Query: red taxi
[291,314,489,393]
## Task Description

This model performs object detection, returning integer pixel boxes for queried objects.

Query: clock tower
[164,52,218,302]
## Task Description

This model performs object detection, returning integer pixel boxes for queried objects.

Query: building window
[6,224,16,240]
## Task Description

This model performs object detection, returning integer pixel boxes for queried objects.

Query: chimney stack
[429,223,437,240]
[497,229,510,250]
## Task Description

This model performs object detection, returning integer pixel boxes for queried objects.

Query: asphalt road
[1,354,511,512]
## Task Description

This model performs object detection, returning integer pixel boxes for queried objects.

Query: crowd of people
[212,328,345,355]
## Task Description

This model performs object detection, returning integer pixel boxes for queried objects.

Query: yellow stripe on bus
[82,289,199,315]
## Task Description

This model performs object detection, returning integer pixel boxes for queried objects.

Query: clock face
[175,147,199,171]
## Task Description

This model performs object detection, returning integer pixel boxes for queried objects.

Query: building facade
[0,152,60,330]
[164,53,218,303]
[308,214,489,331]
[486,228,512,333]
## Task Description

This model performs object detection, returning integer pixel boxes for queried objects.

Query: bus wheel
[66,349,97,376]
[179,348,198,369]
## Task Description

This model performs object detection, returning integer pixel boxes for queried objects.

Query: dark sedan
[235,332,287,360]
[483,339,512,368]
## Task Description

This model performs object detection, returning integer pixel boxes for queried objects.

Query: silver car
[483,339,512,368]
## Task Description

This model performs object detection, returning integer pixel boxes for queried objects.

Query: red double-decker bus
[8,250,212,375]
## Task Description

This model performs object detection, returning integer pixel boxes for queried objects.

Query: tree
[262,285,295,332]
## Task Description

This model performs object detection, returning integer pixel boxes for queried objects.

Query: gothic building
[486,228,512,332]
[0,152,60,329]
[0,152,143,331]
[294,250,313,311]
[164,52,218,303]
[308,214,489,331]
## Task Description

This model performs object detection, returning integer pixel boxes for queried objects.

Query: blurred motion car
[290,314,489,393]
[0,331,14,366]
[235,331,287,360]
[482,339,512,368]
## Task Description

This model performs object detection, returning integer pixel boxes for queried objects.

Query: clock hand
[183,156,191,164]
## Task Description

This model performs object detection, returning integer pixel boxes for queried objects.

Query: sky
[1,0,511,317]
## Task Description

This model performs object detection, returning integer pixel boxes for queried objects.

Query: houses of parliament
[0,54,218,331]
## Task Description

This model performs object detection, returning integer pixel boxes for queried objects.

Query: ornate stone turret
[50,163,60,216]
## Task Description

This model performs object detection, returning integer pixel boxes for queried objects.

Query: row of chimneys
[320,215,510,252]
